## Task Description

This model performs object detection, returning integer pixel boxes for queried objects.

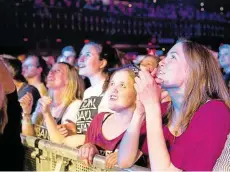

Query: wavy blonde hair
[166,41,230,131]
[49,62,84,107]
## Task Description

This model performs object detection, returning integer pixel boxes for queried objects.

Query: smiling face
[157,42,189,89]
[46,63,68,90]
[107,70,136,113]
[77,44,104,77]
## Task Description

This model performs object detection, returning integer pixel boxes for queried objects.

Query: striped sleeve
[213,134,230,171]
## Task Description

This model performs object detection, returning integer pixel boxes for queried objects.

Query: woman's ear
[99,59,107,69]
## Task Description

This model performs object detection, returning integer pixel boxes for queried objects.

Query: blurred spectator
[133,55,159,72]
[0,58,24,171]
[21,62,84,140]
[3,58,40,113]
[219,44,230,90]
[22,55,48,96]
[57,46,77,66]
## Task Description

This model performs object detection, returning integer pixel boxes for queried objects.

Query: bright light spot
[220,7,224,11]
[153,0,157,3]
[162,48,166,51]
[200,2,204,6]
[201,8,204,11]
[128,4,132,8]
[56,38,62,43]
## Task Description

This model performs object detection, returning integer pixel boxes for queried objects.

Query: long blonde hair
[49,62,84,107]
[166,41,230,130]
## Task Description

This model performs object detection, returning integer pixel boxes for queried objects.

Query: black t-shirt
[0,89,25,171]
[18,83,41,113]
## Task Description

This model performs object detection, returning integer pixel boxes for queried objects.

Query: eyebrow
[167,51,179,56]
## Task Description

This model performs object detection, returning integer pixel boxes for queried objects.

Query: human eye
[110,81,115,86]
[121,83,126,88]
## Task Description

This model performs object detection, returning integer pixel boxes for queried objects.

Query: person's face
[157,42,189,89]
[46,63,68,89]
[62,51,76,66]
[107,71,136,112]
[22,56,40,79]
[77,44,104,77]
[140,56,158,71]
[219,48,230,70]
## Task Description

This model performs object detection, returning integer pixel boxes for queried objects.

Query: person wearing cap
[57,46,77,66]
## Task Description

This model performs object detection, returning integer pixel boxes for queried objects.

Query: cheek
[119,91,136,105]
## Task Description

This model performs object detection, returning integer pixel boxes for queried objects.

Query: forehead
[81,44,99,55]
[24,56,38,64]
[111,71,133,83]
[52,63,67,72]
[168,42,185,57]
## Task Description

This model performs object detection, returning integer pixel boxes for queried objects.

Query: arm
[135,69,180,171]
[0,58,15,94]
[145,103,179,170]
[20,93,35,136]
[118,104,145,168]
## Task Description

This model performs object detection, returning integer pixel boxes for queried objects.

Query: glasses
[108,62,141,76]
[22,64,39,69]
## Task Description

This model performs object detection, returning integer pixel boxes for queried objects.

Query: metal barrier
[21,135,150,171]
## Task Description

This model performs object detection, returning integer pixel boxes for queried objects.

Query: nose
[159,58,166,67]
[78,55,86,63]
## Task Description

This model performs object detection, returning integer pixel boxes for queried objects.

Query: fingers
[105,153,118,169]
[77,144,98,167]
[57,125,68,137]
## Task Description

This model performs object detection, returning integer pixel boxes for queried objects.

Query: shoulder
[69,99,82,107]
[24,84,40,95]
[83,87,93,99]
[192,100,230,129]
[197,100,230,117]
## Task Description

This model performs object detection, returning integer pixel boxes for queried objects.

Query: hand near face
[134,68,163,106]
[77,143,99,167]
[19,92,33,115]
[105,152,118,169]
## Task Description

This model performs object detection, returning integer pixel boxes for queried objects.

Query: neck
[51,89,65,106]
[27,76,42,86]
[113,106,135,125]
[167,87,185,121]
[88,72,107,86]
[13,80,24,91]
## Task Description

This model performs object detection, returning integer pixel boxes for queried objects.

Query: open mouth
[78,64,86,68]
[110,95,118,100]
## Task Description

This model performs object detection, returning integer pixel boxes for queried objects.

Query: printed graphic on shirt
[99,149,113,156]
[76,96,103,134]
[34,124,50,140]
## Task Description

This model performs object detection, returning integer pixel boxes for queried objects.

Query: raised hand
[19,92,33,116]
[38,96,52,115]
[134,68,163,106]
